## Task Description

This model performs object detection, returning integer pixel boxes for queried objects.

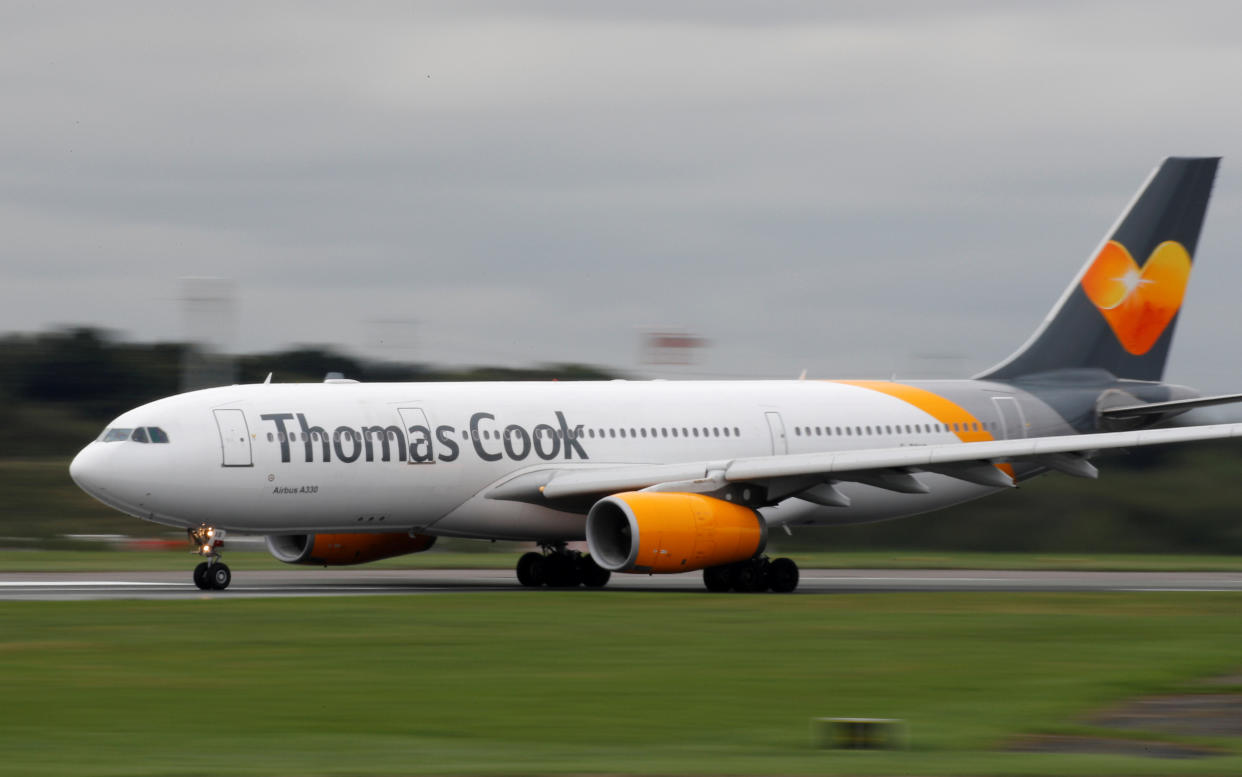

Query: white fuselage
[69,379,1023,540]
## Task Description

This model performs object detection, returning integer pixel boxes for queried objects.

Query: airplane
[69,156,1242,593]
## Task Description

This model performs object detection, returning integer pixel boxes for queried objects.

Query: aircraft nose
[69,445,101,494]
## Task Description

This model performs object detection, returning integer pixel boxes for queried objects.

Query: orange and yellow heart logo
[1080,240,1191,355]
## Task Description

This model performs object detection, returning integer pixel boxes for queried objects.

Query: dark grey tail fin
[979,156,1219,382]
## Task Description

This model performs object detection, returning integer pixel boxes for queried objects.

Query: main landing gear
[516,543,611,589]
[703,556,800,593]
[189,525,231,591]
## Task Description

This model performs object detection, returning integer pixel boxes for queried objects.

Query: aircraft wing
[486,422,1242,505]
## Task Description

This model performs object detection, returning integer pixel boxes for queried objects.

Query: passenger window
[722,428,729,437]
[671,428,679,437]
[733,427,741,437]
[794,427,802,437]
[130,427,149,443]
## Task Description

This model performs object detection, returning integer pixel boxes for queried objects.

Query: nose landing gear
[189,526,231,591]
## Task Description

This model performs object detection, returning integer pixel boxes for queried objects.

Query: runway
[4,568,1242,600]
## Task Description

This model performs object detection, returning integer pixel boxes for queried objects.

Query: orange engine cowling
[586,492,766,574]
[265,532,436,566]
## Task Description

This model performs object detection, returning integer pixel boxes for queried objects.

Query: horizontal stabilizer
[1099,392,1242,419]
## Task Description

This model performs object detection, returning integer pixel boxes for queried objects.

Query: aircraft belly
[430,496,586,542]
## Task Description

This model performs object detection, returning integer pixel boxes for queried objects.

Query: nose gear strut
[189,525,231,591]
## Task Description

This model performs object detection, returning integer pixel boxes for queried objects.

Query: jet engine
[585,492,766,574]
[265,532,436,566]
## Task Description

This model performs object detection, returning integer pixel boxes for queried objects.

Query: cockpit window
[97,426,169,443]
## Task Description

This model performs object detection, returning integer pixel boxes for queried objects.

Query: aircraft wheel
[732,560,767,593]
[544,553,581,587]
[207,562,231,591]
[192,562,211,591]
[767,557,800,593]
[703,565,733,592]
[579,555,611,588]
[516,552,545,587]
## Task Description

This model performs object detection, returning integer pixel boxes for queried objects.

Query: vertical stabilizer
[979,157,1218,382]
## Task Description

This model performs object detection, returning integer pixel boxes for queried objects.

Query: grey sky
[4,2,1242,390]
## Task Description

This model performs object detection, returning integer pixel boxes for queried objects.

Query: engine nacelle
[265,532,436,566]
[586,492,766,574]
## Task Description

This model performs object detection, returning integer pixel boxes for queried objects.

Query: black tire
[703,565,733,592]
[579,555,611,588]
[516,552,545,587]
[544,553,582,588]
[767,557,799,593]
[732,561,767,593]
[207,562,231,591]
[192,561,210,590]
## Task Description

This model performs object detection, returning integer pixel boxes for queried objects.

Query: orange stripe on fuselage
[832,380,1015,479]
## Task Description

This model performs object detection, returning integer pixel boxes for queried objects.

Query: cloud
[2,2,1242,390]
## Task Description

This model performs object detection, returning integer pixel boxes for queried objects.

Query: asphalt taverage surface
[4,568,1242,600]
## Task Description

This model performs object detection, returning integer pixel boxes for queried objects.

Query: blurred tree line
[0,327,615,458]
[2,327,1241,553]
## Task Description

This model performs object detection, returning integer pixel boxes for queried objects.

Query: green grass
[8,547,1242,573]
[4,593,1242,776]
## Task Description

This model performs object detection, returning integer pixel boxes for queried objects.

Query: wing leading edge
[485,422,1242,506]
